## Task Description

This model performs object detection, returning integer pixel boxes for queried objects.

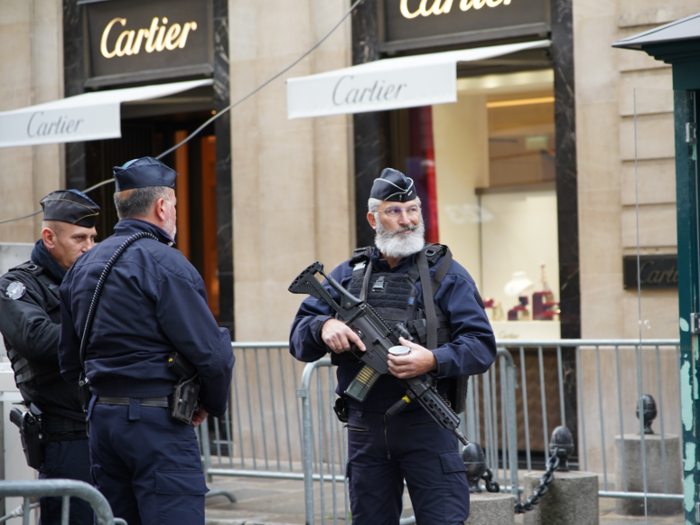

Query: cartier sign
[399,0,513,19]
[623,255,678,289]
[85,0,212,86]
[382,0,550,51]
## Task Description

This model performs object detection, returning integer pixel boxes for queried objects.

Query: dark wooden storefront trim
[62,0,234,338]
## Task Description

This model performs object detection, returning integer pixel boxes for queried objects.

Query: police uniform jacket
[58,218,234,418]
[0,241,84,417]
[289,247,497,413]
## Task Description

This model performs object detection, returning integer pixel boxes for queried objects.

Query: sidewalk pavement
[204,475,685,525]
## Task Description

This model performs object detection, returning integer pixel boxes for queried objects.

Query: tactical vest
[334,244,470,412]
[6,262,63,386]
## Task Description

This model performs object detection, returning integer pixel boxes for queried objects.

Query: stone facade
[573,0,695,478]
[575,0,695,340]
[0,0,64,243]
[228,0,354,342]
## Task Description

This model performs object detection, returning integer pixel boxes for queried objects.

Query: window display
[390,69,560,339]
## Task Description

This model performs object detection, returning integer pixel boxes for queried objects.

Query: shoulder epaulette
[9,261,43,275]
[349,246,373,268]
[423,244,448,265]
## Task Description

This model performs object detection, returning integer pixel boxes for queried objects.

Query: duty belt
[42,413,87,441]
[95,396,169,408]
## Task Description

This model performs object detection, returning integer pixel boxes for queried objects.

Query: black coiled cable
[78,232,158,410]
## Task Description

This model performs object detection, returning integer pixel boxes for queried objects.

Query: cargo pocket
[155,470,207,525]
[438,451,470,523]
[438,451,467,474]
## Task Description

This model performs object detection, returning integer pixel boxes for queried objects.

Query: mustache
[391,224,418,235]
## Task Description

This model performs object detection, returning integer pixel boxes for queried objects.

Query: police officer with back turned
[290,168,497,525]
[58,157,235,525]
[0,190,99,525]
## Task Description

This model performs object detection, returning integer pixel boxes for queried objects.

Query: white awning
[287,40,550,119]
[0,79,213,148]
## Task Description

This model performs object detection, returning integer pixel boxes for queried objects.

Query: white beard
[374,216,425,259]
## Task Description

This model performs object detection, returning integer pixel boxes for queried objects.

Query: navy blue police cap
[40,189,100,228]
[113,156,177,192]
[370,168,417,202]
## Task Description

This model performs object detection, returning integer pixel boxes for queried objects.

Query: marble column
[551,0,580,461]
[63,0,86,191]
[213,0,233,337]
[352,0,389,248]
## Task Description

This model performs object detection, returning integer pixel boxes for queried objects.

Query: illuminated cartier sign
[383,0,549,51]
[399,0,512,19]
[85,0,212,87]
[100,17,198,59]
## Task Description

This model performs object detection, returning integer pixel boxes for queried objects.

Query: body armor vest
[6,262,62,386]
[334,244,470,413]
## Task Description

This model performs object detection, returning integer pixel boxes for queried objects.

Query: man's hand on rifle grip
[388,337,438,379]
[321,319,367,353]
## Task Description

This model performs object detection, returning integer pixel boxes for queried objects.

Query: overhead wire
[0,0,364,226]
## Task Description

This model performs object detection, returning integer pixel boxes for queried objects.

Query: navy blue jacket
[289,247,496,412]
[58,219,234,418]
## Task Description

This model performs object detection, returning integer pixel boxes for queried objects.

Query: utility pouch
[333,397,349,423]
[10,407,45,469]
[167,353,200,424]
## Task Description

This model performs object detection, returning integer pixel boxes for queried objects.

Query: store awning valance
[0,79,213,148]
[286,40,550,120]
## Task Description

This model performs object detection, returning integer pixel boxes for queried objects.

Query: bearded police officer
[58,157,235,525]
[0,190,99,525]
[290,168,497,525]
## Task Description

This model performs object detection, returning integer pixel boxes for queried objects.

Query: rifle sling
[417,250,438,350]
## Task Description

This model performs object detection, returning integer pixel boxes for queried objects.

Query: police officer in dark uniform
[58,157,235,525]
[0,189,99,525]
[290,168,497,525]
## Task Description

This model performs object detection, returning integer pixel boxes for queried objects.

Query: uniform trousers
[38,439,93,525]
[346,407,469,525]
[88,401,208,525]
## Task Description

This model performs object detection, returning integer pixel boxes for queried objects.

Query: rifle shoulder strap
[416,244,453,350]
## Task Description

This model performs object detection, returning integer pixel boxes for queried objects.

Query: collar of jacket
[369,247,420,273]
[113,218,175,246]
[31,238,67,282]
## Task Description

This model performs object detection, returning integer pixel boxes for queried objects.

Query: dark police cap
[40,189,100,228]
[370,168,417,202]
[113,156,177,192]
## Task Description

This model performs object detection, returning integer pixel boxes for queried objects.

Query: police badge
[6,281,26,300]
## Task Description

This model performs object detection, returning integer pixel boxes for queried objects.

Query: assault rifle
[289,261,469,446]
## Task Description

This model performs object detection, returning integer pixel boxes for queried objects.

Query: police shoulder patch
[5,281,26,300]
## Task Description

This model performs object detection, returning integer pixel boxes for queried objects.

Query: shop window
[390,70,559,340]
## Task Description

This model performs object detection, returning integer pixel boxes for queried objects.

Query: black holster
[169,377,200,424]
[10,407,45,469]
[167,353,201,424]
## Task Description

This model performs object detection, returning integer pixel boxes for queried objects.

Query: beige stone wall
[0,0,64,243]
[574,0,695,478]
[575,0,694,341]
[229,0,353,342]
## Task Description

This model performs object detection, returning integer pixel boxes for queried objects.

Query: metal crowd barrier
[201,339,684,523]
[200,342,307,481]
[0,480,126,525]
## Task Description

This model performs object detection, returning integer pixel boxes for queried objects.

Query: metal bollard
[462,442,487,493]
[549,426,574,472]
[635,394,657,435]
[523,426,599,525]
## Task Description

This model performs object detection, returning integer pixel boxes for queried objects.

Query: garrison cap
[113,156,177,192]
[370,168,417,202]
[40,189,100,228]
